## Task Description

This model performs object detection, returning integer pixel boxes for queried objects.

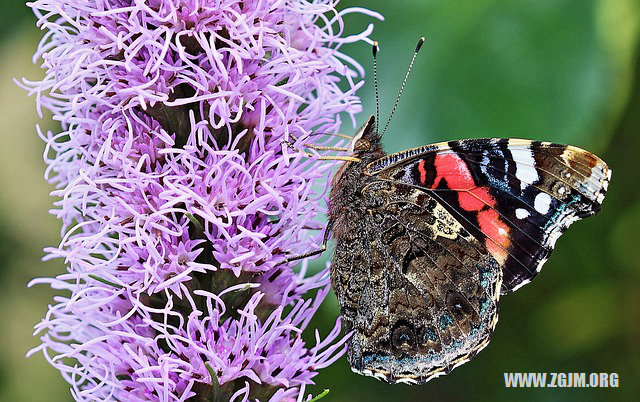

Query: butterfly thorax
[329,117,385,240]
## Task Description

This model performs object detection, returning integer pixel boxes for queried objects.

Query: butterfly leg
[274,222,332,266]
[281,140,360,162]
[287,133,352,152]
[289,132,354,141]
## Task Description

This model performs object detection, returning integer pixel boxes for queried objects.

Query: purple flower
[22,0,382,400]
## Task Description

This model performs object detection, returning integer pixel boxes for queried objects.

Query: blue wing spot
[481,271,494,289]
[543,194,580,230]
[363,353,391,365]
[480,296,491,315]
[421,326,438,343]
[439,313,453,330]
[476,264,495,289]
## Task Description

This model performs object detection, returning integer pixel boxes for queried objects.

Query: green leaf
[185,212,204,231]
[204,362,222,401]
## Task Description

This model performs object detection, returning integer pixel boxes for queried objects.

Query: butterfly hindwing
[368,139,611,293]
[331,180,501,384]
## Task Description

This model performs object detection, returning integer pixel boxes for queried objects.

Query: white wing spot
[515,208,530,219]
[534,192,552,215]
[510,147,539,190]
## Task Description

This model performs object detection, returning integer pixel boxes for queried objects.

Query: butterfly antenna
[372,41,380,132]
[381,37,425,137]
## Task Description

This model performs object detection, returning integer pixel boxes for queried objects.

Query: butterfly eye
[353,138,371,152]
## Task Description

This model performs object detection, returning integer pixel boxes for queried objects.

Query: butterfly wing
[368,139,611,293]
[331,181,501,384]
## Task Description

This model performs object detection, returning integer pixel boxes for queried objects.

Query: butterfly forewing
[367,138,611,293]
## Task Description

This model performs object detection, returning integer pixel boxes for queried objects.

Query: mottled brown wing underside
[331,181,502,384]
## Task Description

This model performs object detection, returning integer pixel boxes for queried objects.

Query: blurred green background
[1,0,638,401]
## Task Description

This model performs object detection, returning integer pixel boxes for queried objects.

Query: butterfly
[328,115,610,384]
[283,38,611,384]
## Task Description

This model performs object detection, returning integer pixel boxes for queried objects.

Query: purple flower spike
[23,0,382,400]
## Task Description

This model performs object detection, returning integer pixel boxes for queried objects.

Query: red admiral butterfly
[285,38,611,384]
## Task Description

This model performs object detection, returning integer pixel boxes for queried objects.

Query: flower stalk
[23,0,382,400]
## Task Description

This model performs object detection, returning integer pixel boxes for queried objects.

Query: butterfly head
[349,115,382,157]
